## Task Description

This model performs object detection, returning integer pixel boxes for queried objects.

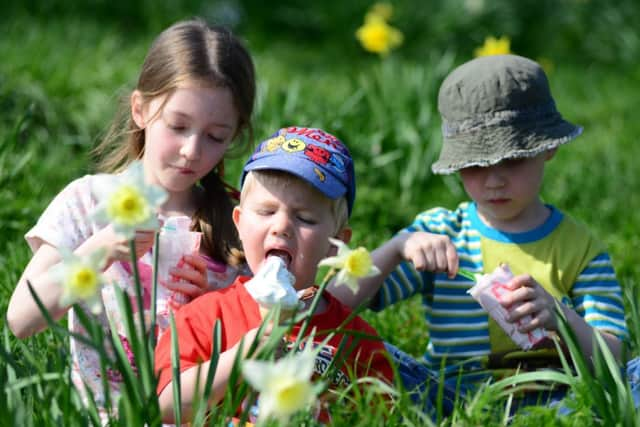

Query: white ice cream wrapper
[156,216,201,321]
[245,256,301,313]
[467,264,548,350]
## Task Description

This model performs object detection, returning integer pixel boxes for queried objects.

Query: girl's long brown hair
[93,18,256,265]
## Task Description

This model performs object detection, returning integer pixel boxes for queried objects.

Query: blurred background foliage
[1,0,639,356]
[3,0,640,66]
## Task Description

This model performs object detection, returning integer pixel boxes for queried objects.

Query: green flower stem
[150,232,160,349]
[294,268,336,349]
[457,268,478,282]
[128,239,153,394]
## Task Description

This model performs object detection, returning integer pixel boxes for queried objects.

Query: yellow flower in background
[356,15,403,56]
[53,249,107,313]
[92,161,167,238]
[366,2,394,22]
[474,35,511,57]
[242,346,321,423]
[319,238,380,294]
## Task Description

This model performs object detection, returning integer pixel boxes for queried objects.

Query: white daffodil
[318,238,380,294]
[242,346,320,424]
[52,248,107,313]
[92,161,167,238]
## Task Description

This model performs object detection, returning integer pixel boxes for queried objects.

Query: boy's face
[233,176,347,290]
[459,150,555,232]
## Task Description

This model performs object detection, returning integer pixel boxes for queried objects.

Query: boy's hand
[500,274,558,332]
[395,232,459,278]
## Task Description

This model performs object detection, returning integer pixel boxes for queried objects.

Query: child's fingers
[167,296,186,312]
[181,254,207,276]
[161,279,203,297]
[171,270,207,293]
[410,250,429,271]
[169,255,209,293]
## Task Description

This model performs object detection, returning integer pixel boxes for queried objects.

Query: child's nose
[485,168,506,187]
[179,134,202,160]
[270,213,293,238]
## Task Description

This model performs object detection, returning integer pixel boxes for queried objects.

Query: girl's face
[132,85,239,202]
[459,150,555,232]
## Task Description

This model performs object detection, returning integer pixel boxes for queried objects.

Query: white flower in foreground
[242,347,320,423]
[52,249,107,313]
[92,161,167,238]
[318,238,380,294]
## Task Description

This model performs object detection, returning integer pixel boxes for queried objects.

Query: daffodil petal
[317,254,345,269]
[242,359,273,390]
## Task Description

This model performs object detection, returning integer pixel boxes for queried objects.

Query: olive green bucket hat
[432,54,583,174]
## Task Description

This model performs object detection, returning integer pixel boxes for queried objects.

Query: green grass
[2,5,640,426]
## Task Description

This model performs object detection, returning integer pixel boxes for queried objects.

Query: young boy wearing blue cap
[330,55,629,411]
[154,126,393,423]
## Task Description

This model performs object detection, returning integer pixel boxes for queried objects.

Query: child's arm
[7,225,155,338]
[329,231,459,308]
[500,274,624,363]
[157,327,265,423]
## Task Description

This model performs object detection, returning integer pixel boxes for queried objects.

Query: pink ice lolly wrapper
[467,264,548,350]
[157,217,201,313]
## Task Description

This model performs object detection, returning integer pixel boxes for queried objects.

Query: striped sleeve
[571,252,629,340]
[370,208,455,310]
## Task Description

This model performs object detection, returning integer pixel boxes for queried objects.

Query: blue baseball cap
[240,126,356,215]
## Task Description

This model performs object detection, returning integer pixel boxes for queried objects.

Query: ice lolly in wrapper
[156,216,201,321]
[245,256,301,321]
[467,263,548,350]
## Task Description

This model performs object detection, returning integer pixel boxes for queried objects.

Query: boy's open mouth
[266,249,292,267]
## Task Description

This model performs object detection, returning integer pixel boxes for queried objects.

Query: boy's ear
[232,206,242,232]
[335,227,352,245]
[130,90,146,129]
[327,227,352,256]
[544,148,558,161]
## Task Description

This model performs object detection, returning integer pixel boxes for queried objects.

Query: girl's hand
[82,224,156,266]
[500,274,558,332]
[396,232,459,278]
[164,253,208,310]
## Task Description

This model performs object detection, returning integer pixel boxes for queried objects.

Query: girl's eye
[168,123,186,131]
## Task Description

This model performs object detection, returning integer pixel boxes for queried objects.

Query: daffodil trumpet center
[106,185,150,225]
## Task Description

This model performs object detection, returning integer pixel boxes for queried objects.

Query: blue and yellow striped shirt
[372,202,628,388]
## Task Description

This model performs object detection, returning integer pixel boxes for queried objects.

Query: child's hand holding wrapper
[156,216,202,323]
[467,264,549,350]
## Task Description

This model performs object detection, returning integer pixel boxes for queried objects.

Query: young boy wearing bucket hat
[154,126,393,423]
[330,55,629,410]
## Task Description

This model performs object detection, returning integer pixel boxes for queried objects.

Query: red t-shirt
[155,276,393,396]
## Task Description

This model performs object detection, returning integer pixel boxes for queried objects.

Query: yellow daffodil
[242,346,321,423]
[474,35,511,57]
[356,15,403,56]
[92,161,167,238]
[53,248,107,313]
[318,238,380,294]
[365,2,394,22]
